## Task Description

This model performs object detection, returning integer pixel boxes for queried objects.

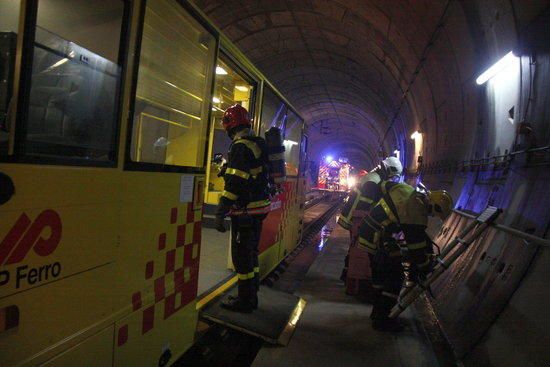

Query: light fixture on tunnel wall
[475,51,518,85]
[215,66,227,75]
[411,131,421,140]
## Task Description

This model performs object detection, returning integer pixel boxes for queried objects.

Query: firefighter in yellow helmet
[357,181,453,331]
[337,157,403,281]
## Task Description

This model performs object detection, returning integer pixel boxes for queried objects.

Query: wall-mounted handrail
[453,209,550,248]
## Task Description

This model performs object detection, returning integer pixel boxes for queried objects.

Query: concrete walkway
[253,225,439,367]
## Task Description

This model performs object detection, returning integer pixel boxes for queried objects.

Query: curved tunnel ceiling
[192,0,537,169]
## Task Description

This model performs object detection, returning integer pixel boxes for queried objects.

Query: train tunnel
[0,0,549,366]
[190,1,550,365]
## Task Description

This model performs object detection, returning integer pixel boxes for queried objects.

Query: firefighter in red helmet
[215,104,271,313]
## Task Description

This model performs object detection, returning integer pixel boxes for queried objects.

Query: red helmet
[222,104,251,132]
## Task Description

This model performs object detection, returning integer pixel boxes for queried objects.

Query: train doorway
[198,53,257,295]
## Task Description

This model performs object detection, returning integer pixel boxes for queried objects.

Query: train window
[284,110,303,176]
[259,86,287,137]
[129,0,216,168]
[0,1,21,156]
[205,54,256,204]
[21,0,125,162]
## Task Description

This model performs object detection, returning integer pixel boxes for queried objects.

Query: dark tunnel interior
[194,0,548,172]
[193,1,550,365]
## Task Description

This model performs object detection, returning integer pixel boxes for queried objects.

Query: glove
[215,197,232,232]
[217,163,227,177]
[215,215,226,233]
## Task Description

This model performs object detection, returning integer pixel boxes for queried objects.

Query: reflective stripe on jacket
[219,134,271,216]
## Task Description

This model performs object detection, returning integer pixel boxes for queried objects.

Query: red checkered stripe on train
[279,181,298,238]
[117,204,201,347]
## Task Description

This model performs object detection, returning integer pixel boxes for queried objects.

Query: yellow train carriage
[0,1,306,366]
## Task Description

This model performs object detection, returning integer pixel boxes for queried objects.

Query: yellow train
[0,1,306,365]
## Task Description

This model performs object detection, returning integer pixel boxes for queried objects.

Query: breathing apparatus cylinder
[265,127,286,184]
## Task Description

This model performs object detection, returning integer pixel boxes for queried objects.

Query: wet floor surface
[253,223,440,367]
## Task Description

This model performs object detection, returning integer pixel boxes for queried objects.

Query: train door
[256,87,288,268]
[0,1,127,365]
[278,109,305,259]
[199,52,257,296]
[115,0,216,365]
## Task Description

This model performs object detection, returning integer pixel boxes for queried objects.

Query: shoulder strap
[233,138,261,159]
[381,181,401,224]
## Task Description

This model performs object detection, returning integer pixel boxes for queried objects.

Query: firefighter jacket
[337,170,384,230]
[217,133,271,216]
[357,181,431,268]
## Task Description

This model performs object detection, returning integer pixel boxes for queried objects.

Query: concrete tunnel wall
[192,0,550,365]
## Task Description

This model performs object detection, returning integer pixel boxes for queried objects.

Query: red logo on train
[0,210,62,265]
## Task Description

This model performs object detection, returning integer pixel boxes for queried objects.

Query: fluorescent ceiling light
[411,131,421,140]
[235,85,249,92]
[215,66,228,75]
[476,51,517,85]
[212,96,220,103]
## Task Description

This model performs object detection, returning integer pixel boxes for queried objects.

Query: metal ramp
[200,286,306,345]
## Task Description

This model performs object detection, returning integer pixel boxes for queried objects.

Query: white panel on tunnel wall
[484,55,520,155]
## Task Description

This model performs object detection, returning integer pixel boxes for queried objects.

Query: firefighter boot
[372,318,405,332]
[340,254,349,282]
[369,287,383,319]
[371,292,405,332]
[221,280,256,313]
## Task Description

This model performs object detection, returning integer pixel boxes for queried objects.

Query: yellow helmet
[427,190,453,220]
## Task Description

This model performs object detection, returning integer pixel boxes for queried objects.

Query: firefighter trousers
[230,215,265,301]
[368,253,404,320]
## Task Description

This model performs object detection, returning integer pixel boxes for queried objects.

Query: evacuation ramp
[200,286,306,345]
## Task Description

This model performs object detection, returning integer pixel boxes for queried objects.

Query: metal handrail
[453,209,550,248]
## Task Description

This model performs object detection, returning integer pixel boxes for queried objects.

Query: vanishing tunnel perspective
[0,0,549,366]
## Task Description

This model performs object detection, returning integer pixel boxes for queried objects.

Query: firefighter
[214,104,271,313]
[357,181,453,331]
[337,157,403,281]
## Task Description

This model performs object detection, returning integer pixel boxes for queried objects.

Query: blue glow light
[325,155,333,163]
